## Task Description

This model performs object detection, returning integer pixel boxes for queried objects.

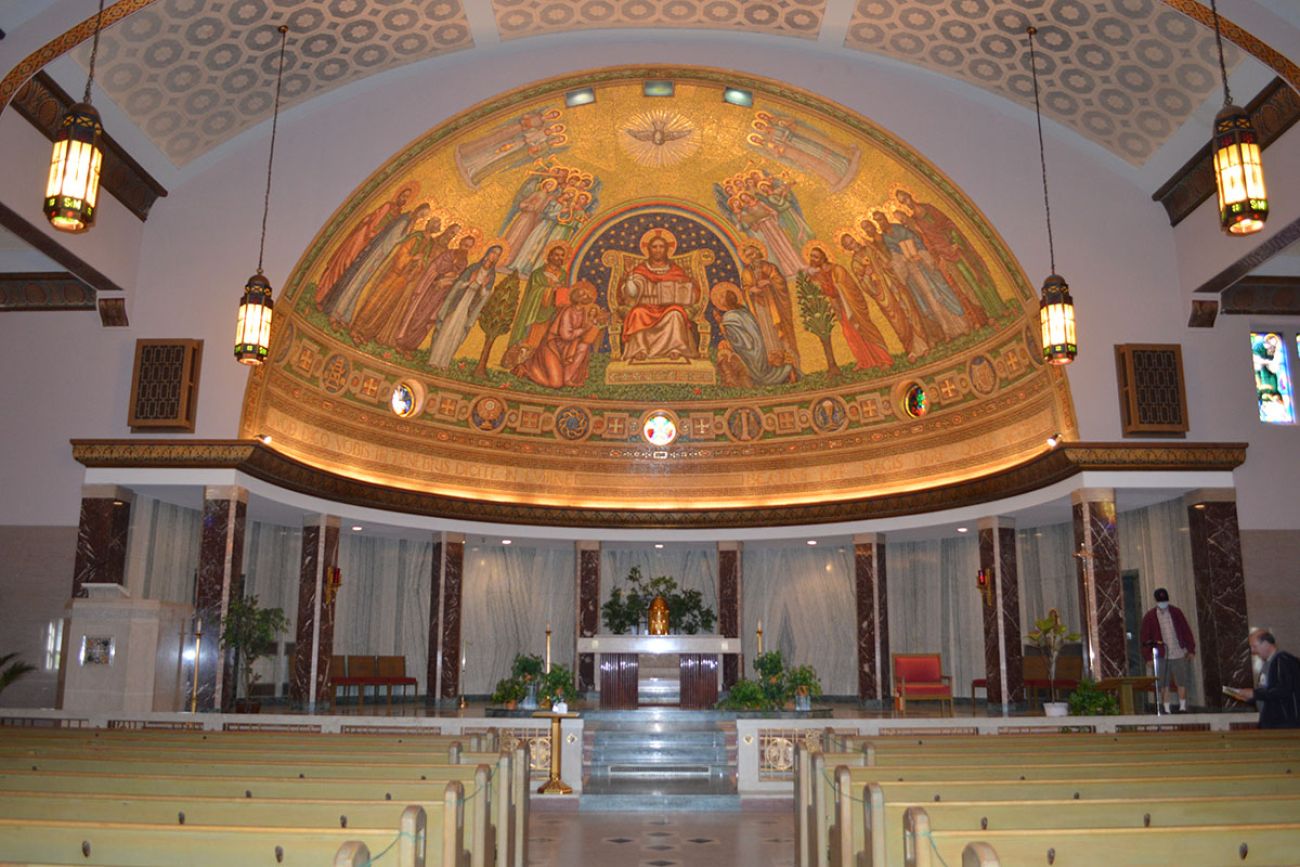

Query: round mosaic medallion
[390,381,424,418]
[809,395,849,434]
[320,353,351,394]
[903,383,928,419]
[968,355,997,395]
[469,395,508,433]
[554,405,593,442]
[724,406,765,442]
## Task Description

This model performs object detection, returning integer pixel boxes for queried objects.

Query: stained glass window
[1252,332,1294,424]
[390,383,417,418]
[642,411,677,446]
[904,384,928,419]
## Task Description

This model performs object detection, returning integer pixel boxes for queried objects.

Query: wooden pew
[0,729,487,753]
[0,797,454,867]
[903,807,1300,867]
[837,773,1300,867]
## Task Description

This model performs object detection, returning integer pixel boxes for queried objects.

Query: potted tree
[511,653,545,709]
[491,677,526,710]
[220,594,288,713]
[1027,608,1081,716]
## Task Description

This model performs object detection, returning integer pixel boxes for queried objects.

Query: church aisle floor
[526,811,795,867]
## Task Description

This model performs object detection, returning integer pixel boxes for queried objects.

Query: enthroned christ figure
[620,229,700,363]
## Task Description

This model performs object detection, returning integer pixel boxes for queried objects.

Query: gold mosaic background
[241,66,1077,512]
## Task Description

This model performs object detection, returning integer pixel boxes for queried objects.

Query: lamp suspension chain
[1027,26,1055,276]
[257,25,289,276]
[1210,0,1232,105]
[84,0,105,105]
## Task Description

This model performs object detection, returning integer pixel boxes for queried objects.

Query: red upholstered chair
[892,653,954,716]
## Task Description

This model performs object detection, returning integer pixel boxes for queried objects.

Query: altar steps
[581,717,737,811]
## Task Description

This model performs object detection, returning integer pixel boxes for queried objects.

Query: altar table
[576,635,737,709]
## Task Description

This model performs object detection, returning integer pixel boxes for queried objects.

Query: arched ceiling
[54,0,1278,167]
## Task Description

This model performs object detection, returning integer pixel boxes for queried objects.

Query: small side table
[532,711,579,795]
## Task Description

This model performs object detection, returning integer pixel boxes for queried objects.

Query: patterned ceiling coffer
[77,0,474,165]
[492,0,826,40]
[843,0,1240,165]
[241,66,1077,512]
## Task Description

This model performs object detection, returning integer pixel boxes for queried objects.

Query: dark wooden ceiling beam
[0,271,95,311]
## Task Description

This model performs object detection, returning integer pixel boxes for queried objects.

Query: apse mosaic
[242,66,1076,511]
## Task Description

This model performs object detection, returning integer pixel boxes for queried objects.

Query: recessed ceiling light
[654,543,664,549]
[351,525,363,532]
[1045,433,1061,448]
[502,539,512,545]
[564,88,595,107]
[806,540,817,546]
[957,527,969,533]
[723,86,753,107]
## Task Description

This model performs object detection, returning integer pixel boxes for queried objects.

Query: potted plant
[220,594,288,712]
[540,663,578,708]
[0,652,36,698]
[601,567,716,635]
[511,653,545,709]
[716,678,769,711]
[786,664,823,712]
[491,677,526,710]
[754,650,787,709]
[1067,678,1120,716]
[1027,608,1081,716]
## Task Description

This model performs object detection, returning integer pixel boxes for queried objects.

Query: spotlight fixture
[1026,27,1077,366]
[235,26,289,365]
[351,525,363,532]
[257,433,272,445]
[957,527,969,534]
[806,540,818,546]
[1209,0,1267,234]
[44,0,107,232]
[1046,432,1061,448]
[502,539,512,545]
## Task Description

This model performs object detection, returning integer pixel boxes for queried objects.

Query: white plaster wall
[0,32,1296,532]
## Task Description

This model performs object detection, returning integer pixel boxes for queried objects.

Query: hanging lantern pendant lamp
[1209,0,1267,235]
[235,25,289,366]
[1026,27,1077,366]
[44,0,107,233]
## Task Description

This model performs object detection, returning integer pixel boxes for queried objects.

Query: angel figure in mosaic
[747,110,860,192]
[454,107,567,188]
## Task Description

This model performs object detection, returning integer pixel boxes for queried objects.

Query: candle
[545,623,552,673]
[757,619,764,655]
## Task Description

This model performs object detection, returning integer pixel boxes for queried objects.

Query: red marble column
[854,533,890,702]
[1072,489,1126,680]
[718,541,741,690]
[437,533,465,701]
[576,541,601,693]
[71,486,134,597]
[978,518,1024,707]
[426,535,444,705]
[1186,492,1252,709]
[289,515,340,710]
[195,486,247,712]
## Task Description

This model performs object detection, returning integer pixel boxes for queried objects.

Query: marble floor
[526,810,795,867]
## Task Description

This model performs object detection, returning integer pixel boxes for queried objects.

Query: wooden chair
[377,656,419,705]
[892,653,953,716]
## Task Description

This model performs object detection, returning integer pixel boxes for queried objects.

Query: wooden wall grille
[1115,343,1188,437]
[128,339,202,432]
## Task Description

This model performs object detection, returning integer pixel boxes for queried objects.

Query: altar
[577,635,736,709]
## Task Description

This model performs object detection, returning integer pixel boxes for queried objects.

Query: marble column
[1072,488,1126,680]
[576,541,601,693]
[425,534,444,705]
[718,541,742,689]
[1185,490,1252,709]
[433,533,465,702]
[289,514,340,711]
[71,485,134,598]
[978,517,1024,707]
[194,486,247,712]
[854,533,890,702]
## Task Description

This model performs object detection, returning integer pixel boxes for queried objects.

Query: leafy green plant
[796,272,840,381]
[540,663,578,705]
[0,652,37,697]
[491,677,526,705]
[601,567,716,635]
[753,650,787,707]
[220,595,289,703]
[1067,678,1119,716]
[716,678,769,710]
[785,664,823,699]
[1027,608,1081,703]
[510,653,545,684]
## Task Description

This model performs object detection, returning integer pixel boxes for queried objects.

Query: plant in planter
[220,595,288,711]
[540,663,579,707]
[491,677,526,709]
[1067,678,1120,716]
[1027,608,1081,707]
[601,567,716,635]
[785,664,823,711]
[753,650,787,708]
[716,678,770,711]
[0,652,36,698]
[511,653,545,708]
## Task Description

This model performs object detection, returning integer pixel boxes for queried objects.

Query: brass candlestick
[756,619,764,655]
[545,623,552,673]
